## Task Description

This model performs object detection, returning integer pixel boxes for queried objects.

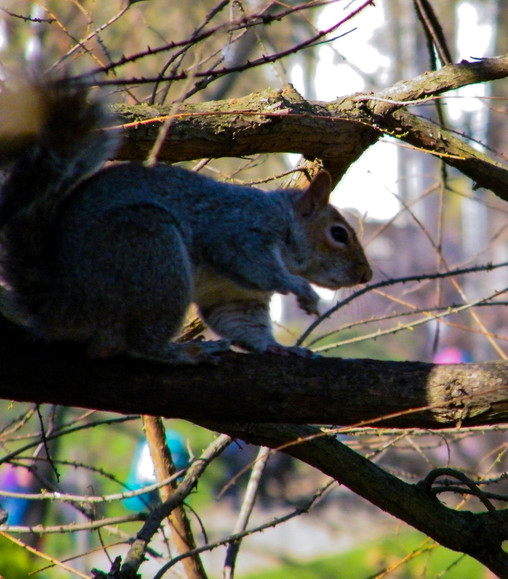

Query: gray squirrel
[0,78,372,364]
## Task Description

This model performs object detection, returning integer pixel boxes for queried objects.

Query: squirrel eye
[330,224,349,245]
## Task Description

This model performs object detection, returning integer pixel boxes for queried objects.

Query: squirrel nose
[359,267,373,284]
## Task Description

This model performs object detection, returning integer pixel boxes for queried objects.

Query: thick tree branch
[380,110,508,198]
[113,84,379,183]
[200,422,508,577]
[1,319,507,429]
[3,318,507,573]
[112,55,508,200]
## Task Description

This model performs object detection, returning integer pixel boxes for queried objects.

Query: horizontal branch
[0,473,181,503]
[1,322,507,574]
[112,84,380,184]
[1,318,507,429]
[382,110,508,200]
[112,55,508,200]
[0,513,144,535]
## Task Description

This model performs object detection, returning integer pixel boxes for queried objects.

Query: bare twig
[0,471,184,504]
[418,467,501,512]
[207,422,508,577]
[0,531,90,578]
[0,513,145,535]
[0,416,138,465]
[413,0,452,67]
[153,479,332,579]
[223,446,270,579]
[297,260,508,346]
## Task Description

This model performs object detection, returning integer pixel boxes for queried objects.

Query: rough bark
[112,54,508,200]
[1,319,507,429]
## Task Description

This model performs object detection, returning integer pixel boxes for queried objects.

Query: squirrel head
[287,170,372,289]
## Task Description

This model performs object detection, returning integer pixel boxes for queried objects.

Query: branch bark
[112,55,508,200]
[1,319,507,429]
[142,415,207,579]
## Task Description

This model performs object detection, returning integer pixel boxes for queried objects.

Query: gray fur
[0,80,372,363]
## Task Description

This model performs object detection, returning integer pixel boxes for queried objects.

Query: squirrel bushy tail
[0,78,118,223]
[0,78,118,319]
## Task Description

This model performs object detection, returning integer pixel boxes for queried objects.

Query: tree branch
[118,434,231,578]
[1,318,507,429]
[112,55,508,200]
[142,415,206,579]
[3,312,507,574]
[200,422,508,577]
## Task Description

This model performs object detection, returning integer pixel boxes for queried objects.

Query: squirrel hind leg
[198,298,277,353]
[84,319,231,366]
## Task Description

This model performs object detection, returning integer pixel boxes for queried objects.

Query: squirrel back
[0,77,371,363]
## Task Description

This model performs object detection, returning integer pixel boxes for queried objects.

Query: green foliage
[241,531,486,579]
[0,535,32,577]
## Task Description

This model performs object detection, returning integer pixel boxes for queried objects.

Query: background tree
[0,1,507,577]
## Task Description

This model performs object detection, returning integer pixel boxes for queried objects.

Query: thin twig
[0,471,184,503]
[223,446,270,579]
[34,405,60,481]
[296,260,508,346]
[0,415,138,465]
[0,531,90,578]
[153,481,332,578]
[0,514,145,535]
[313,287,507,353]
[418,467,501,512]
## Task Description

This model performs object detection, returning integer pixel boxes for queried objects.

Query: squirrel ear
[295,170,333,216]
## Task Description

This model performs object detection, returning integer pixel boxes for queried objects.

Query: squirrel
[0,77,372,364]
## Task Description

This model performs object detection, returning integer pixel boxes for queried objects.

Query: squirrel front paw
[296,286,320,316]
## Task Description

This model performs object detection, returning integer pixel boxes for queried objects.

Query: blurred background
[0,1,506,577]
